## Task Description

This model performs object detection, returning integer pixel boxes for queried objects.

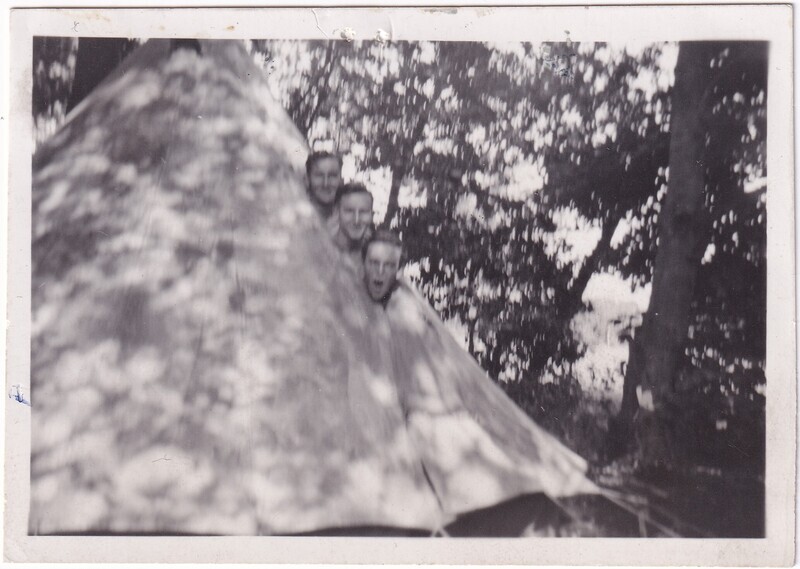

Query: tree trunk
[383,160,407,227]
[383,111,429,226]
[296,41,335,138]
[565,210,622,316]
[608,42,719,462]
[67,38,137,114]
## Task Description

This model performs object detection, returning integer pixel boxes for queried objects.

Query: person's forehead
[311,157,341,171]
[340,191,373,206]
[367,241,401,260]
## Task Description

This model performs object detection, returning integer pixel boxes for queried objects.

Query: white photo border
[4,5,795,565]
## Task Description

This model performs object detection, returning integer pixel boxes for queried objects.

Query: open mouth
[371,279,385,295]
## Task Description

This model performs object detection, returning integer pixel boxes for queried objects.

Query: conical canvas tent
[386,282,597,519]
[30,38,595,537]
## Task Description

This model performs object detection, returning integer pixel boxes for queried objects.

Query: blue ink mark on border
[9,384,30,406]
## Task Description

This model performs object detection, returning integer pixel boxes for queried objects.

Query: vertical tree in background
[66,38,138,113]
[616,42,716,461]
[613,42,768,465]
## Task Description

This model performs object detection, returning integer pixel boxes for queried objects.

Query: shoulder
[341,250,364,280]
[386,278,434,329]
[397,278,436,314]
[386,278,416,309]
[325,214,339,238]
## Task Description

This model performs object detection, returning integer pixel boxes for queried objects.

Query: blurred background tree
[32,36,767,536]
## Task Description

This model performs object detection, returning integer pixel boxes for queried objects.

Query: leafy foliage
[254,38,766,470]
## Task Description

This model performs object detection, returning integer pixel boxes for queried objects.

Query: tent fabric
[30,38,595,537]
[386,279,598,518]
[31,39,441,536]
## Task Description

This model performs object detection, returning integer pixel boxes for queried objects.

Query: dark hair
[335,182,373,206]
[362,228,404,262]
[305,151,342,176]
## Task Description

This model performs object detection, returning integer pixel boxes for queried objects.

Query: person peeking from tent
[333,183,375,255]
[361,230,598,523]
[362,228,403,306]
[305,151,343,220]
[362,230,451,408]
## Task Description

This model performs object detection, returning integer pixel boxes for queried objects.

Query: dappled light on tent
[31,39,445,535]
[386,281,597,517]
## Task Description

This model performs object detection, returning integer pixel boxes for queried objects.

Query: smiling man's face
[338,191,373,244]
[363,241,402,302]
[307,157,342,206]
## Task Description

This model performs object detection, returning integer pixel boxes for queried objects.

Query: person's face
[308,157,342,206]
[338,192,373,243]
[363,242,402,302]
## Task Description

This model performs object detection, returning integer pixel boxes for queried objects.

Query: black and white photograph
[4,5,795,565]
